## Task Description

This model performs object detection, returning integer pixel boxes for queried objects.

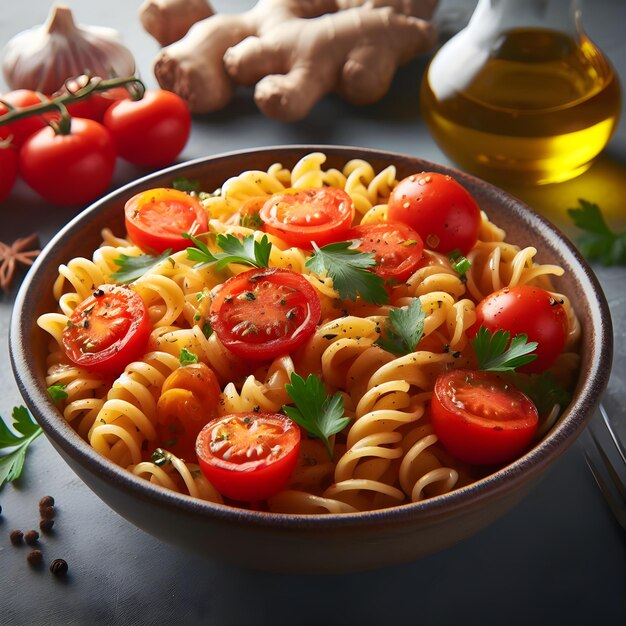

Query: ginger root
[140,0,438,121]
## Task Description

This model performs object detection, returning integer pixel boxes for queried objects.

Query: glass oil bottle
[421,0,621,185]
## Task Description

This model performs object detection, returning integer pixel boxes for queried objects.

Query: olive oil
[421,28,621,185]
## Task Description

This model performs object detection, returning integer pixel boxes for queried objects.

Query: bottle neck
[469,0,582,38]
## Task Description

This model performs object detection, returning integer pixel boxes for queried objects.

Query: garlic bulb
[1,4,136,94]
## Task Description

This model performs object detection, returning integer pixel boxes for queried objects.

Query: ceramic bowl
[9,146,612,573]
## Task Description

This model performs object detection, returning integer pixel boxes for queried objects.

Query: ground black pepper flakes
[49,558,68,577]
[9,529,23,545]
[27,549,43,566]
[39,495,55,509]
[40,518,55,534]
[24,530,39,545]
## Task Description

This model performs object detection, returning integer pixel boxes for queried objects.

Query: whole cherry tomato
[471,285,569,373]
[0,89,49,148]
[196,412,301,502]
[388,172,481,255]
[103,89,191,167]
[0,146,18,203]
[54,76,130,122]
[431,369,539,465]
[19,117,116,207]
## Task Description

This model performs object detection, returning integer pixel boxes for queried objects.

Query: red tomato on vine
[19,117,116,207]
[103,89,191,167]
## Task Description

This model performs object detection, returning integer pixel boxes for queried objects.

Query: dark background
[1,1,625,624]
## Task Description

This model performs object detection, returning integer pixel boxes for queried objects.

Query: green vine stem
[0,75,145,131]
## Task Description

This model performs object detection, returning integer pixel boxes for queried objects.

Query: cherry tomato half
[209,267,321,361]
[0,146,18,204]
[0,89,49,148]
[348,222,424,282]
[259,187,354,249]
[61,284,150,375]
[196,412,301,502]
[431,369,539,465]
[19,117,116,207]
[388,172,481,255]
[155,362,221,459]
[103,89,191,167]
[472,285,569,373]
[124,188,209,253]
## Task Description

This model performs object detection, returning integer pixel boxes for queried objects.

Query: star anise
[0,233,41,294]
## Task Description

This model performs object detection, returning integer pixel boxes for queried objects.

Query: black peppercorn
[39,495,55,509]
[27,549,43,566]
[24,530,39,545]
[9,529,23,545]
[49,558,68,577]
[40,505,55,520]
[40,518,55,534]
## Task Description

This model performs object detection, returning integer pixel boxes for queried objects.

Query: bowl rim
[9,144,613,530]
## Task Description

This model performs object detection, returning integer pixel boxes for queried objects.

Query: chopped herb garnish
[151,448,171,466]
[201,321,213,338]
[172,176,201,193]
[305,241,389,305]
[111,249,173,283]
[376,298,425,355]
[567,199,626,266]
[179,348,199,366]
[448,249,471,277]
[0,406,43,488]
[283,373,350,459]
[240,212,264,230]
[185,232,272,269]
[47,384,68,401]
[473,326,538,372]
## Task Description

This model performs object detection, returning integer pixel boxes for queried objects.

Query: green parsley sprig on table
[472,326,538,372]
[305,241,389,305]
[185,232,272,269]
[111,249,173,283]
[376,298,426,356]
[283,373,351,459]
[567,199,626,266]
[0,406,42,489]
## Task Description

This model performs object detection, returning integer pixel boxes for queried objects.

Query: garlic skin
[2,4,136,94]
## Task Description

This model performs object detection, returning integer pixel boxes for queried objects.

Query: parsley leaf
[513,371,571,418]
[172,176,201,193]
[47,384,68,401]
[111,249,173,283]
[185,233,272,269]
[567,199,626,266]
[473,326,538,372]
[376,299,425,355]
[283,373,350,459]
[305,241,389,305]
[0,406,43,488]
[179,348,198,366]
